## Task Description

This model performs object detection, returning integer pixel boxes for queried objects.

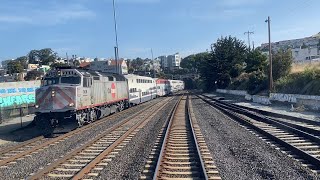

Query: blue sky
[0,0,319,60]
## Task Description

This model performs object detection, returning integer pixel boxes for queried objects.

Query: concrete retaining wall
[216,89,248,96]
[0,81,40,108]
[252,95,271,105]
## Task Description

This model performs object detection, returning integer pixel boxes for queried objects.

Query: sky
[0,0,319,61]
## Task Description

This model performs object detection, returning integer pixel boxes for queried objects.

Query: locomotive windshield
[61,77,81,85]
[41,77,81,86]
[42,77,60,86]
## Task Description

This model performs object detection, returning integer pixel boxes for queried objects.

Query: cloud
[116,0,160,4]
[219,0,265,7]
[0,2,96,25]
[0,15,33,23]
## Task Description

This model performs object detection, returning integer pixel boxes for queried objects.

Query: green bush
[247,71,268,95]
[275,68,320,95]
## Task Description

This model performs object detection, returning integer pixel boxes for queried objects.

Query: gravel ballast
[0,98,164,180]
[97,97,178,180]
[191,96,319,180]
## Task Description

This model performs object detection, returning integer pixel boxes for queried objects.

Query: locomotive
[34,67,185,135]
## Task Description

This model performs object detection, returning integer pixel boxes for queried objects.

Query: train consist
[34,67,184,135]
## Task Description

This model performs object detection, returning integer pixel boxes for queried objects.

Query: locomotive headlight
[35,105,39,108]
[69,103,75,107]
[51,90,55,97]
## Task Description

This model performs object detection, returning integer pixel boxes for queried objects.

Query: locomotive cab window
[83,77,92,87]
[108,76,114,81]
[61,77,81,85]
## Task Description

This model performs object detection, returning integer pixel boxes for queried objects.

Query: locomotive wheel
[35,117,54,137]
[118,101,125,112]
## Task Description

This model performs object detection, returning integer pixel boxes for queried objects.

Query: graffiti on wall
[0,94,36,108]
[0,87,39,108]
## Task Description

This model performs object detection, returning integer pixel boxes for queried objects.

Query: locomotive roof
[76,69,125,79]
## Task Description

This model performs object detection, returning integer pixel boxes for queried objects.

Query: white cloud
[0,15,33,23]
[117,0,160,3]
[219,0,265,7]
[0,2,96,25]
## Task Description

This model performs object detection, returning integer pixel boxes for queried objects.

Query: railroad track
[141,96,221,180]
[198,94,320,173]
[0,98,165,169]
[28,96,174,179]
[202,94,320,137]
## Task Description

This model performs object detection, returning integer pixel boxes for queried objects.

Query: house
[89,59,128,74]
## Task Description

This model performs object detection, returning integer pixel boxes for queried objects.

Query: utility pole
[113,0,119,74]
[66,52,69,65]
[265,16,273,93]
[151,48,156,78]
[244,31,254,50]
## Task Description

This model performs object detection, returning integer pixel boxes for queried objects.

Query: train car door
[80,76,92,108]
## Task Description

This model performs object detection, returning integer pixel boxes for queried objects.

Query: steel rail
[152,95,183,180]
[0,136,44,156]
[187,95,209,180]
[29,97,172,180]
[0,98,165,167]
[153,95,208,180]
[198,95,320,169]
[202,94,320,126]
[202,95,320,144]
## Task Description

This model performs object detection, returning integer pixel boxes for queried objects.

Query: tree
[50,62,69,69]
[24,70,43,81]
[245,49,268,73]
[198,36,247,91]
[15,56,29,69]
[28,48,57,65]
[272,49,293,81]
[131,57,144,71]
[28,50,39,64]
[38,48,57,65]
[181,54,196,71]
[7,61,23,74]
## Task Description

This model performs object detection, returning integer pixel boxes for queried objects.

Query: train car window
[83,77,90,87]
[93,76,100,80]
[108,76,114,81]
[43,77,59,86]
[61,77,81,85]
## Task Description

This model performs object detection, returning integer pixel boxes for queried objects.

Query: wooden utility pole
[265,16,273,93]
[244,31,254,50]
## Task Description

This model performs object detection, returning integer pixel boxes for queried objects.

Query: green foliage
[24,70,43,81]
[15,56,29,69]
[7,61,23,74]
[27,48,57,65]
[275,68,320,95]
[272,49,293,81]
[245,49,268,73]
[130,57,144,71]
[197,36,247,91]
[181,52,209,73]
[50,62,69,69]
[181,54,196,71]
[247,71,268,94]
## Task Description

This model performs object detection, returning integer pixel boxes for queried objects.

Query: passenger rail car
[125,74,157,105]
[155,78,170,97]
[168,80,185,94]
[34,68,129,134]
